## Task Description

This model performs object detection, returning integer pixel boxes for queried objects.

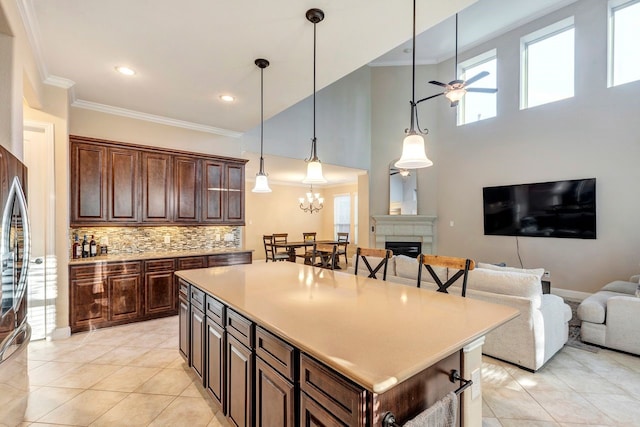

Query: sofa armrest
[629,275,640,284]
[605,296,640,354]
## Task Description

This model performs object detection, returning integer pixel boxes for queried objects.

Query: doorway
[23,121,57,340]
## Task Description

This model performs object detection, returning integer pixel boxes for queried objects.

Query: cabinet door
[191,305,205,381]
[202,160,224,222]
[256,357,294,427]
[225,164,245,224]
[71,142,107,223]
[142,152,172,222]
[174,157,200,222]
[108,273,142,322]
[206,317,225,410]
[108,147,140,222]
[300,392,345,427]
[179,296,190,362]
[70,277,108,331]
[145,271,175,315]
[226,335,253,427]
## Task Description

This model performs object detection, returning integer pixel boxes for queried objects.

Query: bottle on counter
[72,234,81,259]
[90,235,97,257]
[82,234,89,258]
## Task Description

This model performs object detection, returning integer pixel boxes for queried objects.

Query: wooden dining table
[272,240,345,268]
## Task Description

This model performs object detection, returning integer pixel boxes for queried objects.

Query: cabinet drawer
[207,252,252,267]
[256,326,295,381]
[179,279,189,300]
[226,309,253,348]
[70,264,103,279]
[190,286,205,312]
[105,261,141,275]
[145,258,175,272]
[205,295,225,327]
[177,256,207,270]
[300,353,366,426]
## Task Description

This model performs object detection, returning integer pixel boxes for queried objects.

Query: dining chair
[417,254,475,297]
[299,232,317,264]
[264,234,288,262]
[336,232,349,265]
[354,247,393,280]
[312,243,338,270]
[271,233,290,261]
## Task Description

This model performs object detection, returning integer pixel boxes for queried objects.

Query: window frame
[608,0,640,87]
[520,16,575,110]
[457,49,497,126]
[333,193,351,240]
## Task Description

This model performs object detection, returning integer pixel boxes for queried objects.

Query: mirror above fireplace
[389,160,417,215]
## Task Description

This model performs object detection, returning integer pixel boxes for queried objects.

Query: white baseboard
[49,326,71,341]
[551,288,591,301]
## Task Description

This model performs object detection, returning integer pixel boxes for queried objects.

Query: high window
[458,49,497,125]
[333,194,350,239]
[520,17,575,109]
[609,0,640,86]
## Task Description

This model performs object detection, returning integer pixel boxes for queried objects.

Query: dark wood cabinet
[191,305,205,381]
[144,259,175,315]
[107,147,139,222]
[300,392,344,427]
[71,142,107,223]
[256,357,295,427]
[107,273,142,322]
[207,252,252,267]
[179,280,190,362]
[206,317,226,410]
[142,151,172,223]
[225,164,245,224]
[70,136,247,226]
[70,276,108,328]
[174,156,200,222]
[227,334,253,427]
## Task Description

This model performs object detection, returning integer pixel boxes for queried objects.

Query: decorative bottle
[90,235,97,257]
[72,234,81,259]
[82,235,89,258]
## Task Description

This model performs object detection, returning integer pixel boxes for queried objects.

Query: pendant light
[302,8,328,184]
[395,0,433,170]
[252,58,272,193]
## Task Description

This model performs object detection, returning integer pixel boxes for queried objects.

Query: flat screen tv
[483,178,596,239]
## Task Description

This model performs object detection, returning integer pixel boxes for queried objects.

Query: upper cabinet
[70,136,247,226]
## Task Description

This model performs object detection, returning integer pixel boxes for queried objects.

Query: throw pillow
[477,262,544,281]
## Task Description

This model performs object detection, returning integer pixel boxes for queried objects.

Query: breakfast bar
[176,262,518,426]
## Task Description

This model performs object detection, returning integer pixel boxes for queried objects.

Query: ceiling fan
[390,167,411,177]
[424,13,497,107]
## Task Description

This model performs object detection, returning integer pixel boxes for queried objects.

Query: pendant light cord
[259,64,265,173]
[454,13,458,79]
[409,0,417,133]
[310,20,318,161]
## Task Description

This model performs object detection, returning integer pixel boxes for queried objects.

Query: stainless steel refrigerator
[0,145,31,425]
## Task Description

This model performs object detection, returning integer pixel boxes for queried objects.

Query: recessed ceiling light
[115,66,136,76]
[219,95,235,102]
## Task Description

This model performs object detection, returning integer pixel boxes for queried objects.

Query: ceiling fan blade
[428,80,447,88]
[419,93,445,102]
[390,171,399,176]
[466,87,498,93]
[464,71,489,86]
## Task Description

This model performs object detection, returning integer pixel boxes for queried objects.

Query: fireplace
[385,242,421,258]
[372,215,437,255]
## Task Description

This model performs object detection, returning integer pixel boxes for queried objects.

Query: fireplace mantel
[371,215,437,254]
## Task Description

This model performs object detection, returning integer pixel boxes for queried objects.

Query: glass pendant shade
[252,173,272,193]
[302,160,327,184]
[395,132,433,169]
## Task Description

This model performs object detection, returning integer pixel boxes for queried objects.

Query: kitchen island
[177,262,518,426]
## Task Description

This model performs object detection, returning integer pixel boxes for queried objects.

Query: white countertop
[176,262,518,393]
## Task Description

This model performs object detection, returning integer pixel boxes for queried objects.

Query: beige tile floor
[15,316,640,426]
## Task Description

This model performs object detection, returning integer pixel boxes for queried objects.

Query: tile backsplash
[69,226,242,255]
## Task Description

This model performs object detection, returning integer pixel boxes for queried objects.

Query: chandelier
[299,185,324,214]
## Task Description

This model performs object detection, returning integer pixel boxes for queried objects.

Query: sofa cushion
[395,255,447,285]
[477,262,545,280]
[601,280,637,295]
[467,268,542,300]
[577,291,620,324]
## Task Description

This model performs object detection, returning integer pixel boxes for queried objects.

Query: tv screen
[483,178,596,239]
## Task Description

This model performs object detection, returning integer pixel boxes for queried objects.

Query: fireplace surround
[372,215,437,255]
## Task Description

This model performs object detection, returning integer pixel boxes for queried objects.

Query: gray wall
[430,0,640,294]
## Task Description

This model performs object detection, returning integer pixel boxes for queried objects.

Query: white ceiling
[23,0,575,185]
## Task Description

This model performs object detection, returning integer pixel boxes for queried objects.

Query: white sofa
[577,276,640,355]
[349,255,572,371]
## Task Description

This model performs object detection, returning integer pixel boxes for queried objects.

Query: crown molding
[17,0,48,81]
[71,99,243,138]
[44,75,75,89]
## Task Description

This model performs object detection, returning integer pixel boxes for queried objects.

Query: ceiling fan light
[445,87,467,103]
[395,132,433,169]
[399,169,410,177]
[302,160,327,184]
[252,173,272,193]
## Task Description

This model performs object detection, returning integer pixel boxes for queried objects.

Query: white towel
[403,391,458,427]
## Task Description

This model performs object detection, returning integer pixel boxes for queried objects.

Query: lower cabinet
[179,289,189,362]
[206,317,225,409]
[144,259,175,315]
[300,392,344,427]
[108,273,142,322]
[226,334,253,427]
[190,305,205,381]
[70,276,108,328]
[256,357,295,427]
